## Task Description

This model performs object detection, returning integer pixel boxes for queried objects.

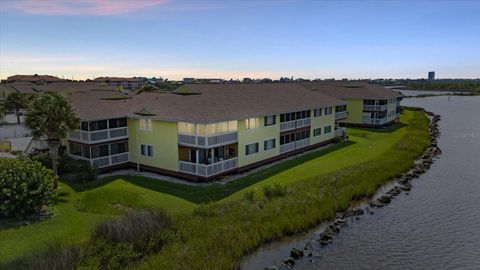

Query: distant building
[94,77,144,89]
[428,71,435,80]
[6,74,64,84]
[183,78,195,83]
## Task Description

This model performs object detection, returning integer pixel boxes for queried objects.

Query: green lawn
[0,109,428,267]
[0,180,195,262]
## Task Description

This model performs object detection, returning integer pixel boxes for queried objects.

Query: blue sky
[0,0,479,80]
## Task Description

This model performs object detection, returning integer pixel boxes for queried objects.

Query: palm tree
[6,92,26,124]
[25,92,79,188]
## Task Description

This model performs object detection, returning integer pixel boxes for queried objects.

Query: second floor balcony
[280,117,311,132]
[363,104,388,111]
[69,127,128,144]
[178,131,238,148]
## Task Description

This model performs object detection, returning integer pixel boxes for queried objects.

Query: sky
[0,0,479,80]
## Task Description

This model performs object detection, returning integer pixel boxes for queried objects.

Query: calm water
[243,95,480,270]
[394,89,459,96]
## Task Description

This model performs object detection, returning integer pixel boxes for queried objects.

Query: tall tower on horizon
[428,71,435,80]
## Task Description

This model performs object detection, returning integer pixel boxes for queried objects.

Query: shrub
[81,240,141,270]
[262,183,287,199]
[92,209,174,251]
[0,243,80,270]
[0,158,55,218]
[82,209,175,268]
[32,153,96,183]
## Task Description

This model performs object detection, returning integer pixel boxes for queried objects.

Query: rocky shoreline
[265,111,442,270]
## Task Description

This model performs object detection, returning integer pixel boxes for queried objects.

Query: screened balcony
[363,99,388,111]
[178,144,238,177]
[177,121,238,148]
[68,140,129,168]
[69,118,128,144]
[279,110,311,131]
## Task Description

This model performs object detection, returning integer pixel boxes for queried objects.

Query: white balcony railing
[280,120,296,132]
[69,127,128,144]
[362,117,388,125]
[296,118,311,129]
[335,111,347,120]
[70,152,129,168]
[178,131,238,148]
[363,104,388,111]
[295,138,310,149]
[280,118,311,132]
[279,142,296,154]
[335,127,346,137]
[179,158,238,177]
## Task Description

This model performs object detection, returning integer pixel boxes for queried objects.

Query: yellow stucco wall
[238,116,280,167]
[310,110,336,145]
[128,118,179,171]
[341,99,364,124]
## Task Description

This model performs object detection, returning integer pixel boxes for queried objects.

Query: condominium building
[300,82,402,126]
[93,77,144,89]
[66,84,347,181]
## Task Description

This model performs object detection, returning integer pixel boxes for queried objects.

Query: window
[313,128,322,136]
[264,139,276,150]
[325,107,333,115]
[139,119,153,130]
[324,125,332,134]
[264,115,276,126]
[314,108,322,117]
[245,143,259,155]
[246,118,259,129]
[141,144,153,157]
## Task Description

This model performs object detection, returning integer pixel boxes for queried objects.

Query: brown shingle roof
[5,82,118,95]
[299,81,402,100]
[69,83,346,123]
[7,75,64,82]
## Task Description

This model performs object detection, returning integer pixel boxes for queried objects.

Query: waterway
[243,94,480,270]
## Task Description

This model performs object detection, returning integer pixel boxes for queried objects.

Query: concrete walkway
[98,141,341,187]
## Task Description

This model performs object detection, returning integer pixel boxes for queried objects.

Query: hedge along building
[300,82,403,127]
[66,83,347,181]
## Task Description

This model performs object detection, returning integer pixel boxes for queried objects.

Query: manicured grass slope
[0,110,429,268]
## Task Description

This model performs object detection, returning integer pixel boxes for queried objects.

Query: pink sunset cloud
[3,0,170,16]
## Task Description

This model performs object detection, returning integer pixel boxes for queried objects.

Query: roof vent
[134,107,156,116]
[172,85,201,95]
